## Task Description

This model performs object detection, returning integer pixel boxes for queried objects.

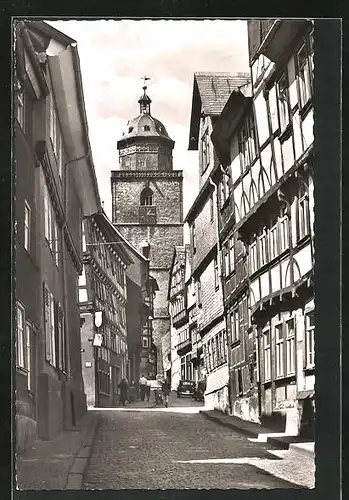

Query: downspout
[61,149,92,393]
[209,174,232,414]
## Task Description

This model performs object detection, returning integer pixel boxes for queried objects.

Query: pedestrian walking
[129,381,136,402]
[118,378,128,406]
[139,374,148,401]
[162,378,171,408]
[146,379,151,401]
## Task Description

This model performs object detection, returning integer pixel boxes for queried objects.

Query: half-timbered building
[243,19,315,435]
[79,212,133,408]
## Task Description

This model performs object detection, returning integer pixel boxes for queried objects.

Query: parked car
[177,380,195,398]
[193,380,206,402]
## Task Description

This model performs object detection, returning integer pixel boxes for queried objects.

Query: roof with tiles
[188,72,251,150]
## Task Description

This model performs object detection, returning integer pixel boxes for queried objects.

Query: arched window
[140,188,153,206]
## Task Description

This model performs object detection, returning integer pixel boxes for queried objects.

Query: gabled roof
[188,72,251,150]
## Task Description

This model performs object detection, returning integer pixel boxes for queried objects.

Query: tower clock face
[139,205,157,224]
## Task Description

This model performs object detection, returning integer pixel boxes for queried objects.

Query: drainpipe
[61,149,92,402]
[209,173,232,414]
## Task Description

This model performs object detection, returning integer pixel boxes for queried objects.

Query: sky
[48,19,250,222]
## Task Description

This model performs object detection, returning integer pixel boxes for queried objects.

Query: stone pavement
[201,409,315,456]
[84,407,304,489]
[15,411,99,490]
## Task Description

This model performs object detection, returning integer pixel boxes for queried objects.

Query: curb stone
[65,412,99,490]
[200,410,259,439]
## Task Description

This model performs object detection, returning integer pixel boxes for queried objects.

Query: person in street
[139,374,148,401]
[129,381,136,402]
[118,378,128,406]
[146,378,151,401]
[161,378,171,408]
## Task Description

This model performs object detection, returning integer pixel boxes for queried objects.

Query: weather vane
[141,76,151,87]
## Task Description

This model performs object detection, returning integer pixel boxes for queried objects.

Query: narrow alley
[83,394,309,490]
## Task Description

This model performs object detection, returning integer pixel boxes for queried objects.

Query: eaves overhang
[211,92,252,167]
[46,42,101,216]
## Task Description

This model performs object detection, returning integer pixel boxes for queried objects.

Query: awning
[205,365,229,396]
[298,390,315,400]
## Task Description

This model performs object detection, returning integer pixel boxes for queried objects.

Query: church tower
[111,83,184,376]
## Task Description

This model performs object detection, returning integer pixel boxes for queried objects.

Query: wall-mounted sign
[93,333,103,347]
[94,311,103,328]
[85,361,92,368]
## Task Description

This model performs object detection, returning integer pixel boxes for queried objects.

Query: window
[43,285,56,366]
[214,257,219,289]
[269,223,278,260]
[286,319,295,375]
[296,42,313,108]
[192,222,196,253]
[57,306,66,372]
[143,125,150,131]
[238,125,249,173]
[305,311,315,368]
[259,233,268,267]
[280,216,289,252]
[16,80,25,129]
[201,129,210,172]
[48,87,63,175]
[298,193,310,240]
[229,236,235,274]
[25,323,32,390]
[44,182,59,265]
[263,328,271,381]
[224,243,230,277]
[250,242,258,274]
[230,310,240,344]
[16,304,25,368]
[142,336,149,348]
[24,201,31,251]
[140,187,153,206]
[138,160,146,168]
[196,279,202,307]
[277,73,290,133]
[210,193,214,221]
[275,323,284,377]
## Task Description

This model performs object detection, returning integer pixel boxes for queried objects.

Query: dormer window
[140,188,153,206]
[128,126,134,133]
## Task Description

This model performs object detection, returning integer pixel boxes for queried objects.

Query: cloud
[47,19,249,221]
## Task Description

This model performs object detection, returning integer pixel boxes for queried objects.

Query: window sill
[304,366,315,375]
[299,98,313,120]
[278,124,293,144]
[231,339,241,348]
[16,366,28,375]
[296,234,311,249]
[274,374,296,385]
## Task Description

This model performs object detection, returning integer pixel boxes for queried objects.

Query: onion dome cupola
[117,81,175,172]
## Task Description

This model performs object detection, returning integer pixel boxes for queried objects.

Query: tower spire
[139,76,152,114]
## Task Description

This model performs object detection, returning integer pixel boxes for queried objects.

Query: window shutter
[43,284,51,362]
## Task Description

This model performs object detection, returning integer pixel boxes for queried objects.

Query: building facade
[111,86,183,376]
[14,21,101,451]
[209,20,315,435]
[79,212,132,408]
[185,73,250,412]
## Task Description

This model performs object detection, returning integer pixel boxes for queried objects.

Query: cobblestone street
[84,395,305,490]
